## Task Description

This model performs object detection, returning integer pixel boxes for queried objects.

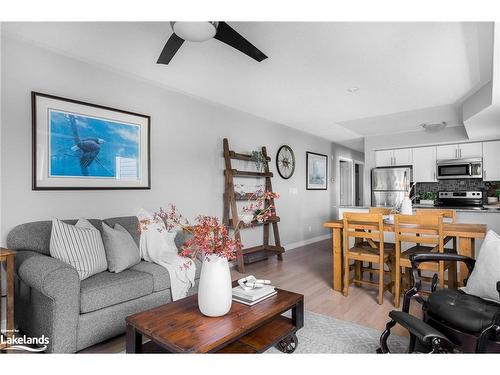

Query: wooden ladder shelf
[223,138,284,273]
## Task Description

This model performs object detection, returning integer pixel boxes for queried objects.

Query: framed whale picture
[32,92,151,190]
[306,151,328,190]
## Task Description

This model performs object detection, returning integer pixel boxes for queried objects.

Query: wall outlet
[308,226,312,232]
[289,187,298,195]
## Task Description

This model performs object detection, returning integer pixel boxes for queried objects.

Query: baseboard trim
[229,234,331,270]
[284,234,331,251]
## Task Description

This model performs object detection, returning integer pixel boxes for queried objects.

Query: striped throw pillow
[50,218,108,280]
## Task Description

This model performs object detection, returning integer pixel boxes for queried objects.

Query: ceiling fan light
[171,21,218,42]
[421,122,447,132]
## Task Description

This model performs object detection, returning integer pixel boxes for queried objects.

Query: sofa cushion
[130,261,171,292]
[102,223,141,273]
[80,270,153,313]
[130,258,202,292]
[104,216,140,247]
[50,219,108,280]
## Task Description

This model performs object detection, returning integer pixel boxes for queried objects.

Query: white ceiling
[3,22,491,151]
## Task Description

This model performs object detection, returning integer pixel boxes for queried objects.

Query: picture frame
[32,92,151,190]
[306,151,328,190]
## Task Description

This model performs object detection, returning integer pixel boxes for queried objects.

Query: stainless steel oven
[436,158,483,180]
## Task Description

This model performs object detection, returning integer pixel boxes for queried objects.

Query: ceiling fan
[157,22,268,65]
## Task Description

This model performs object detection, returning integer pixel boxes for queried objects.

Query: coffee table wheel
[275,333,298,353]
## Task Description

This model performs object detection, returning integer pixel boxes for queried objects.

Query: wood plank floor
[81,239,414,353]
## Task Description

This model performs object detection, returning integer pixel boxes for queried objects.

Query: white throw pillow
[50,218,108,280]
[462,230,500,303]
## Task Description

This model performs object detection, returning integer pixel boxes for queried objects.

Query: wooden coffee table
[125,287,304,354]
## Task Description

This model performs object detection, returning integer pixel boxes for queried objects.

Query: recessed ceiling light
[421,122,447,132]
[347,87,359,93]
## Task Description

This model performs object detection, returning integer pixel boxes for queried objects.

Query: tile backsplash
[416,180,500,199]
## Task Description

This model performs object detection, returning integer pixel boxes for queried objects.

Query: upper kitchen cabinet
[458,142,482,159]
[483,141,500,181]
[393,148,413,165]
[375,148,413,167]
[375,149,393,167]
[436,144,459,160]
[436,143,483,160]
[413,146,437,182]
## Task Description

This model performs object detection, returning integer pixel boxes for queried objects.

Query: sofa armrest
[14,250,42,275]
[18,251,80,299]
[16,251,81,353]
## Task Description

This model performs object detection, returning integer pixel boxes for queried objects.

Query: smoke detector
[421,122,447,132]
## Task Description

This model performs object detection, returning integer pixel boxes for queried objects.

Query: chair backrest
[416,208,456,223]
[394,214,444,250]
[343,212,384,245]
[369,207,393,215]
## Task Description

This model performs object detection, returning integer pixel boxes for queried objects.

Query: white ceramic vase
[401,194,413,215]
[198,254,232,317]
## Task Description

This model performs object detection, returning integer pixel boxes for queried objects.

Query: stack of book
[232,285,277,306]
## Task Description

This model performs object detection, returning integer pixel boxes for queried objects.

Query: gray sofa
[7,216,201,353]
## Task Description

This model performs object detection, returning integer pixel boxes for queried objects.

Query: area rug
[265,310,408,354]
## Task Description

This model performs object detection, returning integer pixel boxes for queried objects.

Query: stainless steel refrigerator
[371,167,412,208]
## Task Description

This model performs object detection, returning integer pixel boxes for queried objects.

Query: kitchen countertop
[413,204,500,213]
[338,206,370,209]
[338,205,500,213]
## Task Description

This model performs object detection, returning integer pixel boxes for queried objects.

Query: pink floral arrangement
[241,188,280,224]
[139,205,241,261]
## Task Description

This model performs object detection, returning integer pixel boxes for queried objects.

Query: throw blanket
[137,210,196,301]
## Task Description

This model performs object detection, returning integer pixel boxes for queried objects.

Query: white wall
[1,36,363,250]
[330,142,364,219]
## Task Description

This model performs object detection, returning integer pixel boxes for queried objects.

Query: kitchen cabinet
[436,143,482,160]
[459,142,482,159]
[436,144,459,160]
[375,150,393,167]
[483,141,500,181]
[413,146,437,182]
[393,148,413,165]
[375,148,413,167]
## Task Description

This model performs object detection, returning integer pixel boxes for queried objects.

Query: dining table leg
[458,237,475,286]
[333,227,342,292]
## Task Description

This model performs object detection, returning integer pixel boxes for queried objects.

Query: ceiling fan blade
[214,22,268,62]
[157,33,185,65]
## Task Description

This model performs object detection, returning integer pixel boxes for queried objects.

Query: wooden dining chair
[415,209,458,289]
[415,208,456,223]
[416,208,457,249]
[369,207,394,215]
[394,214,456,308]
[363,207,396,281]
[343,212,395,305]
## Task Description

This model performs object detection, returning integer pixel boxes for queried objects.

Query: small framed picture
[306,152,328,190]
[32,92,151,190]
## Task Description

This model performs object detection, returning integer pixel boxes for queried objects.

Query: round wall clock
[276,145,296,179]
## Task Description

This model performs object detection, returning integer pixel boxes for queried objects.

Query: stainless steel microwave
[436,158,483,180]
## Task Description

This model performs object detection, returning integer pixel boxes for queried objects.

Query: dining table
[323,219,487,292]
